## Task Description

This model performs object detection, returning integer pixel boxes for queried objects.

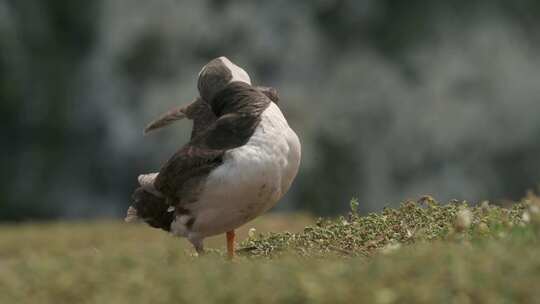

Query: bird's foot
[188,235,205,256]
[226,230,235,260]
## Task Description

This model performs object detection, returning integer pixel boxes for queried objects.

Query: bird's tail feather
[126,187,175,232]
[137,173,163,197]
[124,206,139,223]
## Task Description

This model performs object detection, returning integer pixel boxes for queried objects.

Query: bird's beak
[143,98,199,135]
[256,86,279,104]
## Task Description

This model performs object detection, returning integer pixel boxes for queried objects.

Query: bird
[125,56,301,258]
[142,86,280,137]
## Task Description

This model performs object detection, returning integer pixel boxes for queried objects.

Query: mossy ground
[1,195,539,304]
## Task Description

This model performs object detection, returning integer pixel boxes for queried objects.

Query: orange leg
[226,230,235,259]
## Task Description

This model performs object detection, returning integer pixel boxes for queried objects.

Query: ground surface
[1,195,539,304]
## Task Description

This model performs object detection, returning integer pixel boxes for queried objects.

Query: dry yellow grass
[0,213,313,260]
[0,197,539,304]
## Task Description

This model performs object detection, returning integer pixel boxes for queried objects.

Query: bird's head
[197,56,251,102]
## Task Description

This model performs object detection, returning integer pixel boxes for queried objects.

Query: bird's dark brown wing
[144,98,216,136]
[153,111,261,205]
[154,146,224,205]
[154,83,272,206]
[143,86,279,135]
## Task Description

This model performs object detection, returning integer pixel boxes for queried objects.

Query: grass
[0,195,539,303]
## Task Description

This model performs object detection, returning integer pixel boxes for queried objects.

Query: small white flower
[480,201,490,210]
[406,229,413,238]
[248,228,257,238]
[522,211,531,223]
[455,208,472,231]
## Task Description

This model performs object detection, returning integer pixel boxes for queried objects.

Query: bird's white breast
[172,102,301,238]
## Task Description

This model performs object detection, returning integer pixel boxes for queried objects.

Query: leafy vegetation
[1,194,539,303]
[240,195,530,258]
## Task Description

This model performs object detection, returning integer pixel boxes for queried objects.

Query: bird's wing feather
[153,83,272,206]
[143,86,279,135]
[144,105,190,134]
[153,112,264,206]
[154,146,224,205]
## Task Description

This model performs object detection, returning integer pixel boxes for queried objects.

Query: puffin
[125,57,301,258]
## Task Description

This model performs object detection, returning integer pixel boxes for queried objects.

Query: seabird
[126,57,301,258]
[142,86,279,136]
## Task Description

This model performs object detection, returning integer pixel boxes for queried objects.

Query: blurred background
[1,0,540,221]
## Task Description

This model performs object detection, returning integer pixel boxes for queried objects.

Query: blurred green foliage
[2,0,540,220]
